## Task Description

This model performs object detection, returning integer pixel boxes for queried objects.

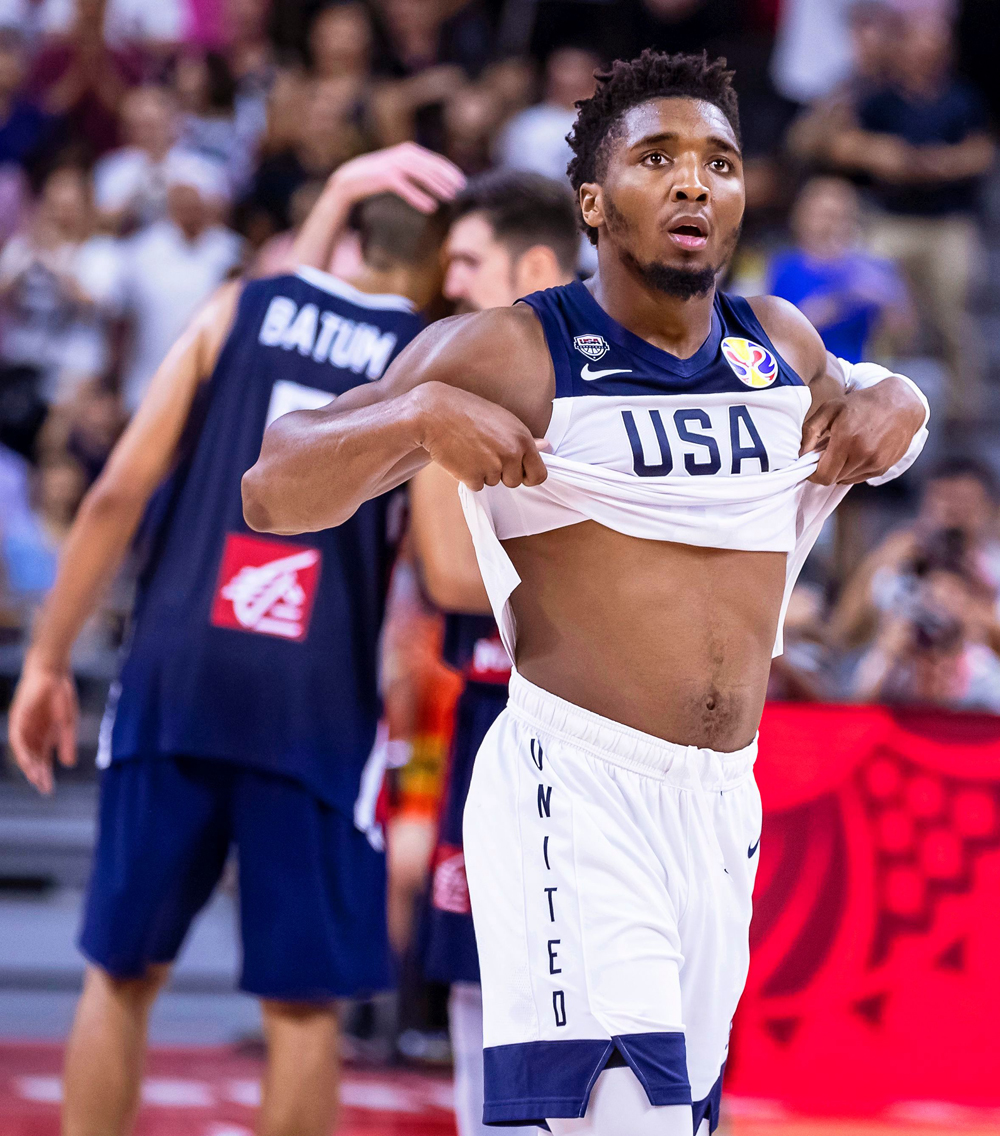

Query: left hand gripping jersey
[103,268,425,826]
[459,280,928,660]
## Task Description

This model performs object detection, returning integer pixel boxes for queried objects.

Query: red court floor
[2,1043,999,1136]
[0,1043,456,1136]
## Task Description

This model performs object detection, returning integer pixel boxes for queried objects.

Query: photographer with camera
[853,528,1000,712]
[831,457,1000,651]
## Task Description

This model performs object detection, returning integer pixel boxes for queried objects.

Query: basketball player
[412,170,580,1136]
[242,54,930,1134]
[7,143,463,1136]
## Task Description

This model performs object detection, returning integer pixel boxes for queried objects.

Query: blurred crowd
[1,0,1000,719]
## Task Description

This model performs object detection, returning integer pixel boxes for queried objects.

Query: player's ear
[513,245,561,294]
[579,183,603,234]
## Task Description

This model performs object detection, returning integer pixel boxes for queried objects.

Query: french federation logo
[721,336,778,388]
[573,334,609,361]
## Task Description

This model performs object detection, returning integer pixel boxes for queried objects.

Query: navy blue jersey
[104,267,424,816]
[441,612,510,684]
[424,677,508,985]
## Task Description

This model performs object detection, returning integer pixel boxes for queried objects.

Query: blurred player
[8,144,463,1136]
[410,169,579,1136]
[245,52,929,1134]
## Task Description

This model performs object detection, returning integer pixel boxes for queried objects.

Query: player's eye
[642,152,668,167]
[709,157,733,173]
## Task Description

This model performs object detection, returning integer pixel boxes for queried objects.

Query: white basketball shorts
[463,672,761,1130]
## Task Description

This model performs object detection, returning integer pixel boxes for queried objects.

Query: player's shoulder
[407,304,546,364]
[745,293,826,385]
[387,305,553,418]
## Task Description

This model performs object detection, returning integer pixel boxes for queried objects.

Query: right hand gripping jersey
[459,280,928,660]
[102,268,424,830]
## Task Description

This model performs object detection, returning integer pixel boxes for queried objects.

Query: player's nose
[669,155,710,203]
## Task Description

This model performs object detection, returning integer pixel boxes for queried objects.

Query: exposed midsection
[503,522,788,751]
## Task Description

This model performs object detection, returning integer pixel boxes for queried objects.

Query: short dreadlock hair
[567,50,740,245]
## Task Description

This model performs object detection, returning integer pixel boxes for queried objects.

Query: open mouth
[668,220,708,251]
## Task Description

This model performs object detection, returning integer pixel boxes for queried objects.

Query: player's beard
[604,196,741,301]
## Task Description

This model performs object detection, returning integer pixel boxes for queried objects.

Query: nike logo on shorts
[581,364,633,381]
[748,838,760,858]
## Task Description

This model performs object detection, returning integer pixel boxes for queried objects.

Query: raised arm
[241,305,554,535]
[287,143,465,273]
[9,283,240,793]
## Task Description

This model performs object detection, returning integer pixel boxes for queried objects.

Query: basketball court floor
[1,1041,998,1136]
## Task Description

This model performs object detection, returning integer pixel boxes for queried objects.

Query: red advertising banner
[728,703,1000,1114]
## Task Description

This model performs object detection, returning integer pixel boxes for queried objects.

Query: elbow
[241,465,280,533]
[80,472,151,524]
[241,463,342,535]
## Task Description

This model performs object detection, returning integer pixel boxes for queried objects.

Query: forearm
[243,388,427,534]
[825,128,877,171]
[410,464,490,614]
[26,484,148,671]
[288,179,353,272]
[841,361,929,484]
[921,135,995,180]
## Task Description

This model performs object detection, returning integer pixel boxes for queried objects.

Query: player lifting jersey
[244,53,929,1136]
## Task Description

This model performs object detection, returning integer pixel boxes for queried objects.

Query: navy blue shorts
[80,755,391,1001]
[424,680,508,986]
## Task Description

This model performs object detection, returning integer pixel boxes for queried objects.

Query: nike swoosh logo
[748,838,761,858]
[581,364,633,381]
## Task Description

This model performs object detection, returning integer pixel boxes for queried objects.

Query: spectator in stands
[0,28,53,170]
[175,49,259,195]
[224,0,276,120]
[110,155,242,411]
[769,176,913,363]
[830,457,1000,650]
[378,0,491,79]
[64,384,123,483]
[93,84,227,233]
[442,80,499,174]
[243,76,368,239]
[28,0,143,158]
[309,1,374,85]
[0,165,95,403]
[826,13,995,419]
[785,1,904,168]
[853,534,1000,712]
[495,47,598,184]
[0,443,60,606]
[371,0,492,149]
[304,3,380,157]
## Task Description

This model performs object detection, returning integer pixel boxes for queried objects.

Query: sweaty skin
[243,97,926,751]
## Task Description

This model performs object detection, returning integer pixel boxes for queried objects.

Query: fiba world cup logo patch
[721,336,778,388]
[573,333,609,361]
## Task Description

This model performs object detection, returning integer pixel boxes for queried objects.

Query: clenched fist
[408,381,549,492]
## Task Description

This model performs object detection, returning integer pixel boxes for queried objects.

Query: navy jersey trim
[517,281,806,401]
[567,279,722,377]
[482,1032,691,1126]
